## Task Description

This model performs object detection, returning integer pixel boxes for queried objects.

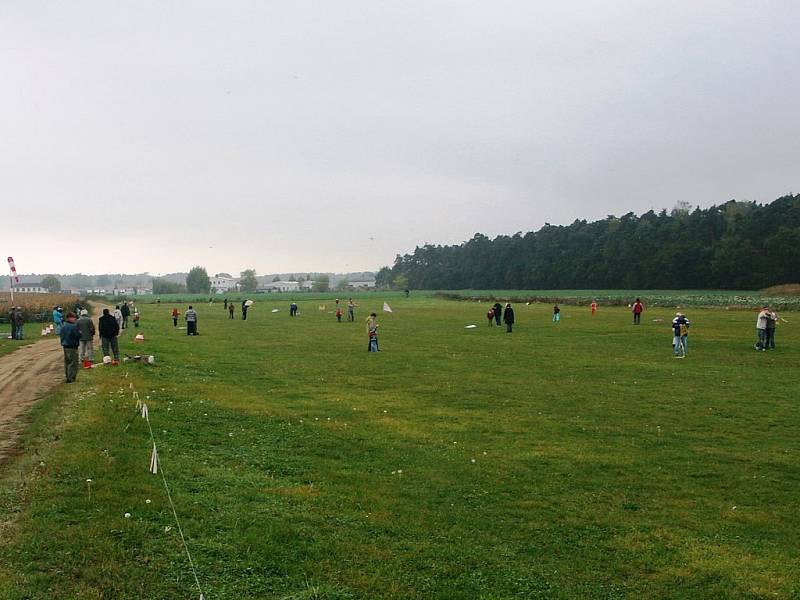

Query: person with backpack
[98,308,121,365]
[632,298,644,325]
[672,312,690,357]
[185,306,198,335]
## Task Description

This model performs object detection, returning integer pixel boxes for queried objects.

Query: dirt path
[0,303,111,466]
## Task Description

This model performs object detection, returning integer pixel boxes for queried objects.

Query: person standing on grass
[12,307,24,340]
[228,302,235,319]
[765,308,778,350]
[487,307,495,326]
[672,312,690,357]
[632,298,644,325]
[755,306,770,351]
[241,300,248,320]
[185,305,198,335]
[366,312,379,351]
[133,309,140,328]
[290,301,298,317]
[98,308,121,365]
[120,301,131,329]
[224,298,228,310]
[53,306,64,334]
[503,303,515,333]
[336,307,342,322]
[553,304,561,323]
[76,309,96,368]
[347,298,356,322]
[171,307,180,327]
[60,312,81,383]
[591,300,598,317]
[493,302,502,326]
[113,305,123,330]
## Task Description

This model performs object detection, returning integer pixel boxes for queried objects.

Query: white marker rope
[136,395,206,600]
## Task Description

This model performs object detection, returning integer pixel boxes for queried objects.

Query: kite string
[139,390,206,600]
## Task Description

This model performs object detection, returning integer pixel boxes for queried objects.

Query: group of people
[486,302,516,332]
[222,299,251,320]
[7,306,25,339]
[755,305,779,351]
[59,307,124,383]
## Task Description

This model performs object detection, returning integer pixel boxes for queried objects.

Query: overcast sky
[2,1,798,276]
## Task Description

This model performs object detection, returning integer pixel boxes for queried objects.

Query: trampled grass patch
[0,295,798,598]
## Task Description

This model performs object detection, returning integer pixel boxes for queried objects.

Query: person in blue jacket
[52,306,64,334]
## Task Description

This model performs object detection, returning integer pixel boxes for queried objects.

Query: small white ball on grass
[124,512,131,519]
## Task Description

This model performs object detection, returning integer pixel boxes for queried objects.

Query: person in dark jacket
[120,302,131,328]
[228,302,235,319]
[241,300,248,320]
[76,309,96,368]
[11,307,24,339]
[98,308,121,364]
[8,308,18,340]
[503,303,515,333]
[493,302,502,326]
[60,313,81,382]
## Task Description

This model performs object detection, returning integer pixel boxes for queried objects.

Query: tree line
[376,195,800,290]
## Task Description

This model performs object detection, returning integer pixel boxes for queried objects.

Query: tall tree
[239,269,258,292]
[41,275,62,292]
[312,274,330,292]
[186,266,211,293]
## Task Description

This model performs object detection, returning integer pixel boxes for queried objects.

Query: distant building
[12,283,47,293]
[349,281,376,289]
[210,276,239,294]
[299,280,314,291]
[258,280,300,293]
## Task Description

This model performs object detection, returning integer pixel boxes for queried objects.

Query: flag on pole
[7,257,19,283]
[383,302,393,313]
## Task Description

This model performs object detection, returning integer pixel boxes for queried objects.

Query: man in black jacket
[120,302,131,329]
[493,302,502,326]
[98,308,121,365]
[60,313,81,382]
[503,303,515,333]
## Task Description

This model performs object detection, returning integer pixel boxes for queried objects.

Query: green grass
[1,297,798,599]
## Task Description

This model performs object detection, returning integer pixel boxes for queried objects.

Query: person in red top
[590,301,598,316]
[171,307,180,327]
[632,298,644,325]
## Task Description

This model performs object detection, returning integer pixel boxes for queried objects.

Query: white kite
[383,302,393,313]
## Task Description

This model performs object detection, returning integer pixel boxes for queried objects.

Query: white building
[210,276,239,294]
[12,283,47,293]
[349,280,376,289]
[258,280,300,293]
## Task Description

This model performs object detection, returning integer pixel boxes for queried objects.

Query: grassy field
[0,295,798,599]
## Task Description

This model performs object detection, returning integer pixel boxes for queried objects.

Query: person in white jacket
[113,305,124,330]
[754,306,770,351]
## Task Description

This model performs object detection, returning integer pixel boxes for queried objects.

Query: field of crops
[0,292,82,321]
[438,289,800,310]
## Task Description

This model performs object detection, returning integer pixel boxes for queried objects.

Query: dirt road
[0,304,111,465]
[0,337,63,464]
